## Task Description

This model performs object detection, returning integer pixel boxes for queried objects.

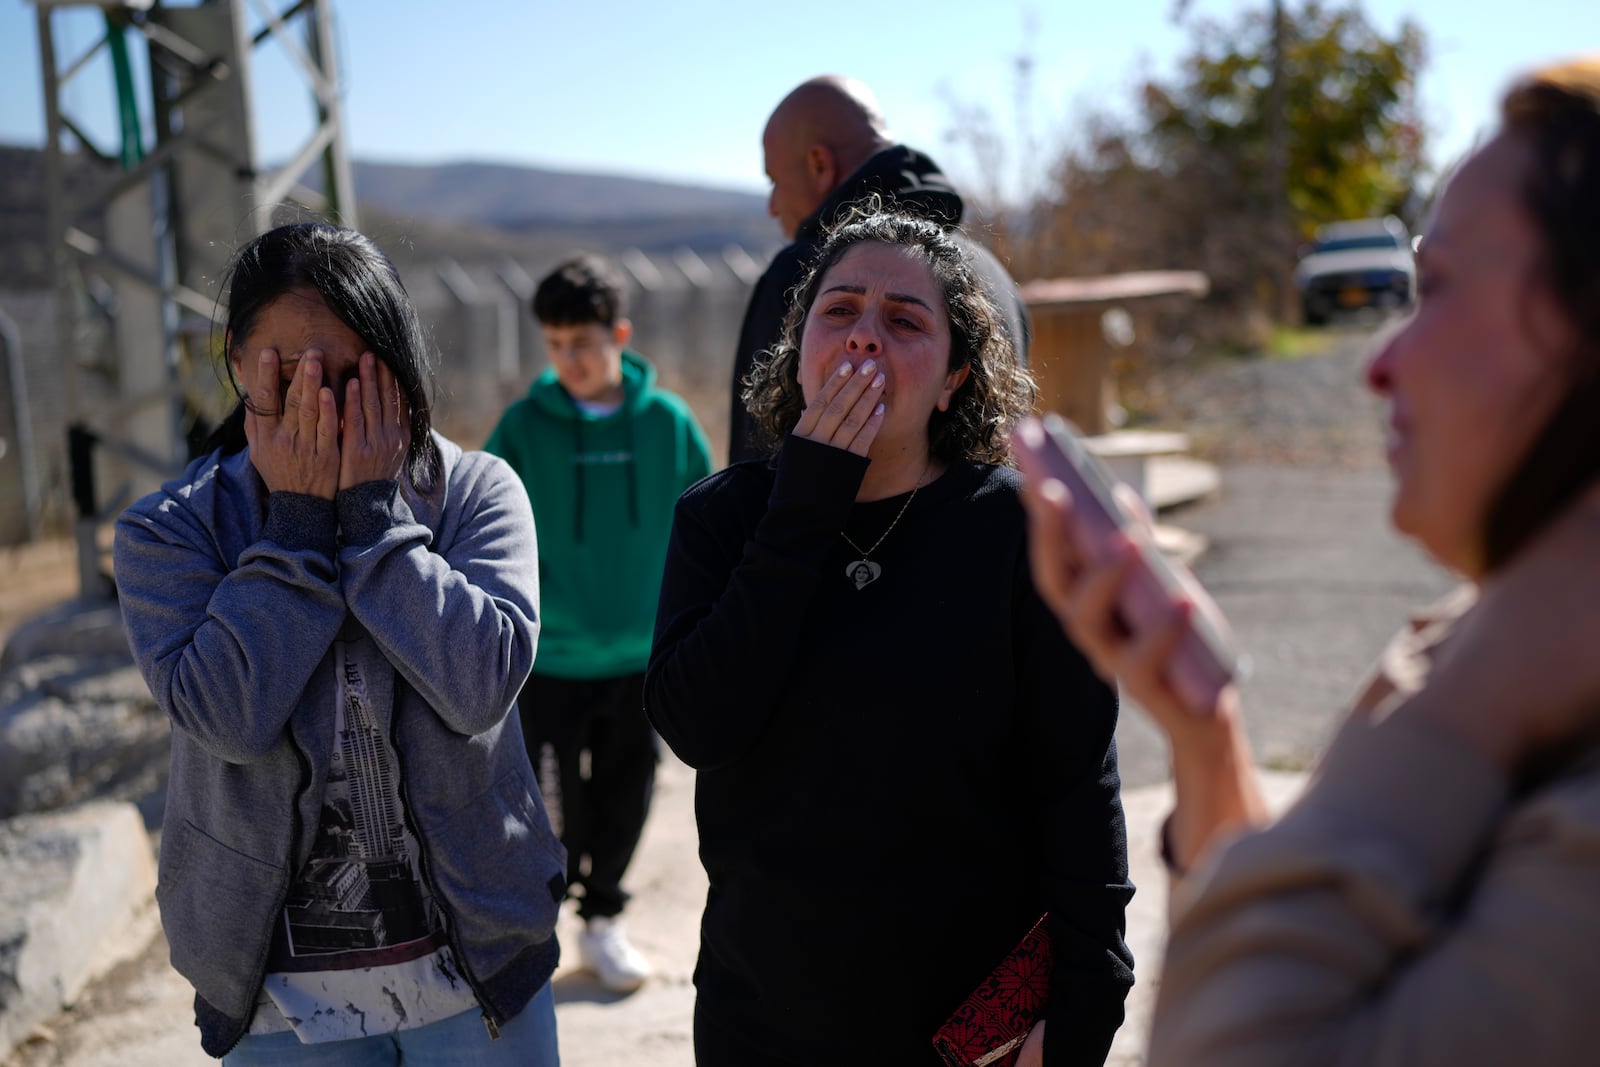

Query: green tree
[1145,1,1426,236]
[1029,0,1426,335]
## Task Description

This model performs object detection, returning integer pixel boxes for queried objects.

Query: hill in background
[310,158,778,261]
[0,145,780,289]
[343,158,767,228]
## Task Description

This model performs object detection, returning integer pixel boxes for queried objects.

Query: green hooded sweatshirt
[485,349,712,679]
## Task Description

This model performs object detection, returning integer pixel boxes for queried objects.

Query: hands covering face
[242,348,411,500]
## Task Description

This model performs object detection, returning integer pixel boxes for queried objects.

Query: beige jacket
[1148,590,1600,1066]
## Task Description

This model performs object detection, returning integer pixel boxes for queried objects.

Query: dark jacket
[114,436,566,1057]
[646,436,1134,1066]
[728,145,1031,462]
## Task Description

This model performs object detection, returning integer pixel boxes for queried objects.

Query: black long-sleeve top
[645,436,1135,1067]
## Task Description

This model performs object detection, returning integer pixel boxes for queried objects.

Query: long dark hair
[205,221,441,490]
[1483,58,1600,571]
[743,201,1035,464]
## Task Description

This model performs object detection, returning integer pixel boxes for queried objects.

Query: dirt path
[0,539,81,650]
[5,746,1309,1067]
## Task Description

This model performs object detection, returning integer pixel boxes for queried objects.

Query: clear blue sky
[0,0,1591,201]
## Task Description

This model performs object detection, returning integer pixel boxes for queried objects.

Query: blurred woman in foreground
[1022,56,1600,1065]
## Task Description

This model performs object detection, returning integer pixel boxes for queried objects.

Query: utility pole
[1010,10,1040,275]
[1265,0,1292,321]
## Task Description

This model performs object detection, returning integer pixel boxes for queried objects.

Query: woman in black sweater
[645,207,1134,1067]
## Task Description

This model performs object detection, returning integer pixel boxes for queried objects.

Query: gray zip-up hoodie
[114,434,565,1057]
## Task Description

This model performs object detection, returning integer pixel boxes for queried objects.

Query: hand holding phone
[1014,415,1240,715]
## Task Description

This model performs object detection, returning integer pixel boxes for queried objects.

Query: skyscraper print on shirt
[268,641,445,968]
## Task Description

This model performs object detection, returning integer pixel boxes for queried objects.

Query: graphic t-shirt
[247,638,479,1041]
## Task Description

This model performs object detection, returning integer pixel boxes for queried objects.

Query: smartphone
[1014,414,1240,714]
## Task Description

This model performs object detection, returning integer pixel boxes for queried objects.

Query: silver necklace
[841,464,929,590]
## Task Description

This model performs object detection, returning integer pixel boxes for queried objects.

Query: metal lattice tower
[32,0,356,596]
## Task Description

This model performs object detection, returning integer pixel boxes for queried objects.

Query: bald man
[727,75,1031,463]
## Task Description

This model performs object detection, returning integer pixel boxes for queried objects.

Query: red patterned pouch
[931,914,1052,1067]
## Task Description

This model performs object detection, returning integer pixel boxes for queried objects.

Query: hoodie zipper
[388,706,504,1039]
[218,730,312,1058]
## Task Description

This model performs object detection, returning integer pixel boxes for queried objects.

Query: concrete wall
[0,288,104,543]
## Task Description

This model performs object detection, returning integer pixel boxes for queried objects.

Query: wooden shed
[1019,270,1209,435]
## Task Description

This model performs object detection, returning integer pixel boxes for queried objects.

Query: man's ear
[612,318,634,349]
[806,143,838,198]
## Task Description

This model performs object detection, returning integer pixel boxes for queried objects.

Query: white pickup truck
[1293,216,1415,325]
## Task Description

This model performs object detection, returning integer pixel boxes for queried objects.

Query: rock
[0,654,168,823]
[0,602,169,822]
[0,601,130,678]
[0,802,157,1062]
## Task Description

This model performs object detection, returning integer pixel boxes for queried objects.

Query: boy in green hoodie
[485,255,712,992]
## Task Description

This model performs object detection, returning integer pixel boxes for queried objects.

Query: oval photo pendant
[846,559,882,590]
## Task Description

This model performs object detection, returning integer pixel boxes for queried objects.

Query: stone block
[0,601,131,677]
[0,802,157,1061]
[0,652,168,821]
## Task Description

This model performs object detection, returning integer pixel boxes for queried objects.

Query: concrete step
[1081,431,1220,514]
[1147,455,1221,513]
[1152,522,1208,567]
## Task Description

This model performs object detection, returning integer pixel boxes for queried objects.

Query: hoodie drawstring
[566,391,638,544]
[623,415,639,529]
[572,415,586,543]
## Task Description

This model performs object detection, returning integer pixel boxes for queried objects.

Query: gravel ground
[1111,316,1458,789]
[1136,320,1396,469]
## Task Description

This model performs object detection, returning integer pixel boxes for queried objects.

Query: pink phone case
[1015,415,1238,714]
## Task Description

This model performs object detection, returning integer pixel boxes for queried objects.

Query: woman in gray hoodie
[115,222,566,1065]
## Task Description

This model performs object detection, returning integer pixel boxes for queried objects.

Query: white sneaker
[577,916,652,993]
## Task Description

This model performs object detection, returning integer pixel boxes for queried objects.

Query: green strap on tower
[106,14,144,169]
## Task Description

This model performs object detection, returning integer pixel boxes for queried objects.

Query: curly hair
[742,202,1036,465]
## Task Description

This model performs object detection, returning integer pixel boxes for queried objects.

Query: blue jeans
[222,982,559,1066]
